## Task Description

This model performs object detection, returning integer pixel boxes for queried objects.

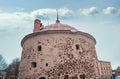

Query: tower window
[31,62,37,68]
[39,77,46,79]
[80,74,85,79]
[64,75,69,79]
[46,63,48,66]
[76,44,80,50]
[38,45,41,51]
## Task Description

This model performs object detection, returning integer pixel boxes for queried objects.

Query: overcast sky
[0,0,120,69]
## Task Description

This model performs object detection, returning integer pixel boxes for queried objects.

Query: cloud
[31,8,74,20]
[0,12,33,30]
[31,8,55,20]
[59,8,74,19]
[0,8,74,30]
[0,7,120,30]
[79,7,99,16]
[79,6,120,16]
[103,7,120,15]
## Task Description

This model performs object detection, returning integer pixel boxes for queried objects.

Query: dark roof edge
[99,60,111,63]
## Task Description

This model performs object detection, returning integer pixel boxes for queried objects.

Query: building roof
[99,60,111,63]
[41,23,77,31]
[21,18,96,46]
[117,66,120,69]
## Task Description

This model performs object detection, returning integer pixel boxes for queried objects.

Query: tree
[0,54,7,70]
[6,58,20,79]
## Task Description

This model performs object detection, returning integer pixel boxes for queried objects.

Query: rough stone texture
[18,30,100,79]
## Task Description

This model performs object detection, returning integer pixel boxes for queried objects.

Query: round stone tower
[18,18,100,79]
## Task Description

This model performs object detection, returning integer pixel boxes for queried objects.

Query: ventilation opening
[31,62,37,68]
[38,45,42,51]
[39,77,46,79]
[76,44,80,50]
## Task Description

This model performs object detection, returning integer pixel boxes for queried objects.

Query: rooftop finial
[56,9,60,23]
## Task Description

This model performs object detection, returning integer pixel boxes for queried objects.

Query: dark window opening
[38,46,41,51]
[64,75,69,79]
[80,74,85,79]
[76,44,80,50]
[39,77,46,79]
[31,62,37,68]
[80,75,82,79]
[118,71,120,73]
[38,41,41,44]
[46,63,48,66]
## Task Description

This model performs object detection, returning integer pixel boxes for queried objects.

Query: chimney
[33,19,44,32]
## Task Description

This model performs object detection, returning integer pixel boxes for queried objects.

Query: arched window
[39,77,46,79]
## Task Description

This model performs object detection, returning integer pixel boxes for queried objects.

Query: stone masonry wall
[18,32,100,79]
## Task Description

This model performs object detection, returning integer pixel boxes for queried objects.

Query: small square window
[31,62,37,68]
[46,63,48,66]
[38,46,41,51]
[76,44,80,50]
